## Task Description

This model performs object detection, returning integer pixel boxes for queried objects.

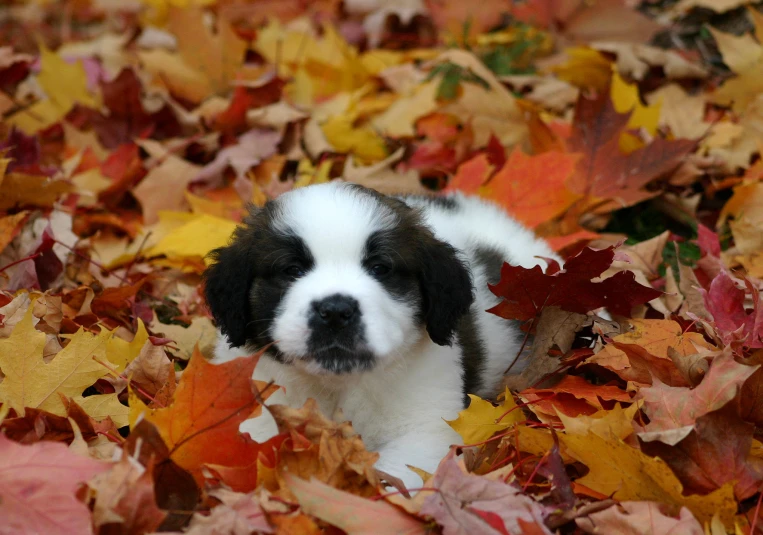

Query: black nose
[312,294,359,330]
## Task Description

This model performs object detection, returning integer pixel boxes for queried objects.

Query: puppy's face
[204,183,473,375]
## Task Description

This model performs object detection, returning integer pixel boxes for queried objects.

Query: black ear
[203,233,255,348]
[418,239,474,346]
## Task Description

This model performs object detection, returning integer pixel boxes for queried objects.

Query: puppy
[206,181,557,487]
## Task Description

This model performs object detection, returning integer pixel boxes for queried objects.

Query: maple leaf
[480,149,581,229]
[636,349,758,445]
[183,488,274,535]
[701,270,763,348]
[566,89,697,213]
[67,68,181,149]
[488,245,662,321]
[286,474,426,535]
[259,399,381,497]
[0,433,108,534]
[447,388,524,444]
[0,158,73,212]
[165,6,248,97]
[520,375,631,418]
[587,319,715,385]
[576,501,704,535]
[8,43,99,133]
[642,405,763,501]
[128,346,278,485]
[420,452,552,535]
[559,431,737,526]
[0,304,116,417]
[89,454,166,532]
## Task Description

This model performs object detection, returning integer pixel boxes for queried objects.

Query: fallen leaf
[447,388,524,444]
[480,149,581,229]
[576,501,704,535]
[8,43,99,133]
[129,346,277,484]
[489,245,662,321]
[286,474,425,534]
[636,349,758,445]
[0,304,113,416]
[0,433,108,534]
[420,452,552,535]
[560,431,737,526]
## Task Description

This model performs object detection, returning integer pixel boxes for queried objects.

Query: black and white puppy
[206,181,557,486]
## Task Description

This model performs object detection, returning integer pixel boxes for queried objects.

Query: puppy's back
[402,192,560,397]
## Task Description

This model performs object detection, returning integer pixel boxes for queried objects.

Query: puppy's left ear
[418,239,474,346]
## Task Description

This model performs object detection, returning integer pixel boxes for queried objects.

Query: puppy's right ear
[203,231,255,348]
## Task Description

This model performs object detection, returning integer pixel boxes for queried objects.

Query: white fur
[213,182,559,488]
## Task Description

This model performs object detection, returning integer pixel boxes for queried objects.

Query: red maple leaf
[488,245,662,321]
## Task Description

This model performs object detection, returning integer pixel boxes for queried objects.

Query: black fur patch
[474,245,506,285]
[404,194,459,211]
[456,311,487,407]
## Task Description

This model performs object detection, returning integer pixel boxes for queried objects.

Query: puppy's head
[204,182,473,375]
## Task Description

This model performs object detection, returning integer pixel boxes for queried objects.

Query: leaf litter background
[4,0,763,533]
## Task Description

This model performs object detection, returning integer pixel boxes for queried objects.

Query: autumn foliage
[3,0,763,533]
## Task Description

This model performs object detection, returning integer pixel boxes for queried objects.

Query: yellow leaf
[73,393,129,428]
[256,20,370,103]
[708,26,763,113]
[0,162,74,212]
[106,319,149,372]
[560,432,737,526]
[0,306,112,416]
[321,114,388,163]
[138,48,212,104]
[708,26,761,74]
[557,402,642,440]
[611,70,661,137]
[139,0,215,25]
[9,43,99,133]
[446,388,524,444]
[551,47,612,91]
[165,6,247,97]
[147,212,239,266]
[371,80,440,138]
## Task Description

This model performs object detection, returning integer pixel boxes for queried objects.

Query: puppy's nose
[313,294,359,329]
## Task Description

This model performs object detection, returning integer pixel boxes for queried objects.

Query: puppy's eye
[283,265,306,278]
[370,263,391,277]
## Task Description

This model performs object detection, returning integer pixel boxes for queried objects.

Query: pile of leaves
[4,0,763,532]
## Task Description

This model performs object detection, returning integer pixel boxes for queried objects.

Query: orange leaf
[129,346,278,485]
[446,153,494,194]
[480,148,581,228]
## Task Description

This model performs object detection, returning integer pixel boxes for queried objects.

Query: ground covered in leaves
[2,0,763,533]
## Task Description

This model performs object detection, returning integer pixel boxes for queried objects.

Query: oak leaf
[0,433,108,534]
